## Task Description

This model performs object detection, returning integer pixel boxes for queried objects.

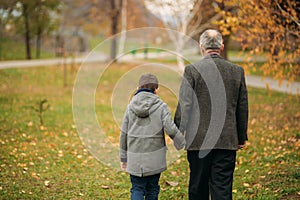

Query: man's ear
[199,44,205,55]
[220,44,224,52]
[200,44,204,50]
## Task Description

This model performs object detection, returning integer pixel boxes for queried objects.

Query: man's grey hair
[199,29,223,50]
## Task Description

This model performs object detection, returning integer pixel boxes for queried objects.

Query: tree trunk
[23,4,31,60]
[221,35,230,60]
[0,20,3,60]
[118,0,127,60]
[36,26,42,59]
[110,0,121,61]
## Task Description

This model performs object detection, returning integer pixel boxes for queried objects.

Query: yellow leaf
[243,183,250,187]
[44,180,50,187]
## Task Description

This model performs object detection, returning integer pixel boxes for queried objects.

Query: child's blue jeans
[130,173,161,200]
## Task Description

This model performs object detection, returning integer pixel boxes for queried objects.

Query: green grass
[89,36,179,56]
[0,37,54,61]
[0,63,299,199]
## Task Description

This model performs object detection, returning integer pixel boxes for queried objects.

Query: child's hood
[129,92,162,118]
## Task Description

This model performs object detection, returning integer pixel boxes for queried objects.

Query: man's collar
[206,50,221,55]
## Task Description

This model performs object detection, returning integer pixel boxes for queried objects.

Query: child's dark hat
[138,74,158,87]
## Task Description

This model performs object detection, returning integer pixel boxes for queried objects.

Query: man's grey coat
[174,54,248,150]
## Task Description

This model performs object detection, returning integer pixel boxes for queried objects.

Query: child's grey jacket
[119,91,186,177]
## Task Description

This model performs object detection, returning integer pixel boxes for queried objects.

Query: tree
[144,0,222,71]
[109,0,122,60]
[88,0,122,60]
[118,0,127,57]
[218,0,300,82]
[32,0,60,58]
[0,0,16,59]
[17,0,34,59]
[4,0,60,60]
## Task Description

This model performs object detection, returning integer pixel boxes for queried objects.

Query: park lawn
[0,63,299,199]
[0,37,54,61]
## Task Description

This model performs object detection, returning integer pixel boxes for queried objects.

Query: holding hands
[121,162,127,171]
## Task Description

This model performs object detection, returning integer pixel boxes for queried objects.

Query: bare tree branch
[273,0,300,27]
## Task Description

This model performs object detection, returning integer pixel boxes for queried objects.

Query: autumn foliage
[217,0,300,82]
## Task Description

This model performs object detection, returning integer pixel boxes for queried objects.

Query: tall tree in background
[19,1,34,59]
[218,0,300,82]
[109,0,122,60]
[3,0,60,60]
[33,0,60,58]
[118,0,127,57]
[0,0,16,59]
[89,0,122,60]
[144,0,222,71]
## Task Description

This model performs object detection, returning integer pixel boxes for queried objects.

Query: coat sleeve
[162,104,186,150]
[119,107,129,162]
[236,68,248,144]
[174,65,194,132]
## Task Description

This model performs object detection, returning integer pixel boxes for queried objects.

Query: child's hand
[173,131,186,150]
[120,162,127,171]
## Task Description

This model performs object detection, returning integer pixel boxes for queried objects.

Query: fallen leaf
[243,183,250,187]
[170,171,177,176]
[166,181,178,187]
[254,183,262,188]
[44,180,50,187]
[101,185,110,189]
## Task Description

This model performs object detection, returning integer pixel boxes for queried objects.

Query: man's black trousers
[187,149,236,200]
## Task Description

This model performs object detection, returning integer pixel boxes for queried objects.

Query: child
[119,73,186,200]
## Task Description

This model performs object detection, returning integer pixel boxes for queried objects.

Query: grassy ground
[0,63,299,199]
[0,37,54,61]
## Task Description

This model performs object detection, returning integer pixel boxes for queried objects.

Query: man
[174,29,248,200]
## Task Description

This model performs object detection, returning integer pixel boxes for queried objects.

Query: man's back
[174,54,248,150]
[179,29,249,200]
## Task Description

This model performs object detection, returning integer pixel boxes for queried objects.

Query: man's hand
[238,141,247,149]
[120,162,127,171]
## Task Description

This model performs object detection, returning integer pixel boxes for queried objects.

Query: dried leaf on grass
[166,181,178,187]
[101,185,110,189]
